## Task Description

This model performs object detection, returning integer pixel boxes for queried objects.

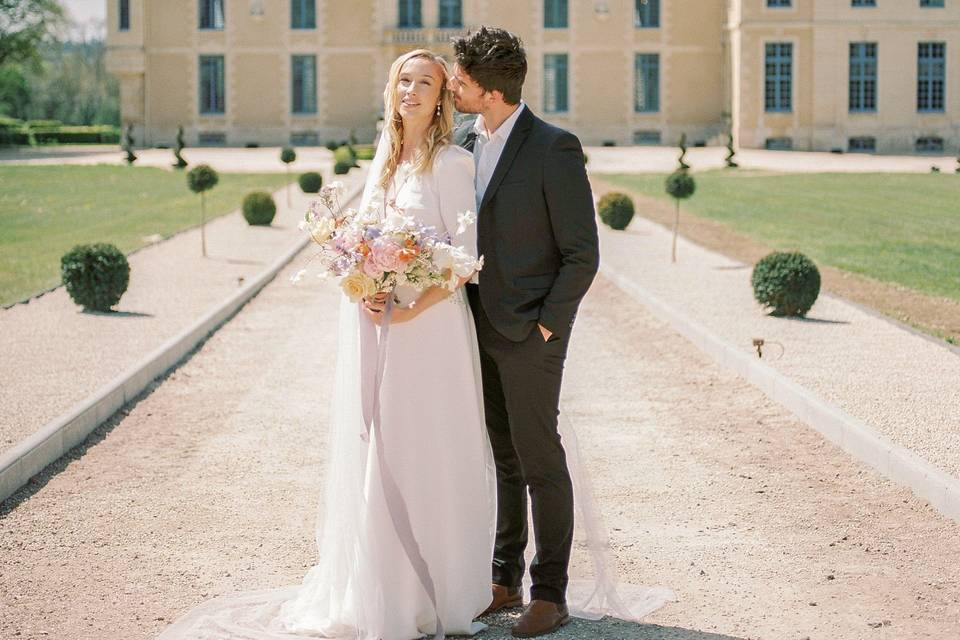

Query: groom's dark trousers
[458,105,599,606]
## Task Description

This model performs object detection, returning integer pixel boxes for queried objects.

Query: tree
[665,169,696,263]
[0,0,66,68]
[280,145,296,206]
[172,125,188,169]
[187,165,219,257]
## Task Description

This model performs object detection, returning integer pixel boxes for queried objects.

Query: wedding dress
[155,135,674,640]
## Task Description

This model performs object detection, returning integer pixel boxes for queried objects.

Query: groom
[449,27,600,638]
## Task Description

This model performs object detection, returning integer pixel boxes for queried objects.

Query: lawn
[600,171,960,303]
[0,165,291,306]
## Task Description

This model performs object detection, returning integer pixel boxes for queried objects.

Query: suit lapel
[479,106,533,214]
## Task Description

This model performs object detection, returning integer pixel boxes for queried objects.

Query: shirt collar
[473,100,526,142]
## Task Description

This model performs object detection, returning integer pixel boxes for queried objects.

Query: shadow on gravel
[782,315,851,326]
[82,309,154,318]
[479,611,745,639]
[217,257,266,266]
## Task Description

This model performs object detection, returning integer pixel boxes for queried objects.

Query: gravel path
[0,165,365,456]
[594,203,960,482]
[1,246,958,640]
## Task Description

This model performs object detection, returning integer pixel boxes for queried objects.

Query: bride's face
[395,57,443,126]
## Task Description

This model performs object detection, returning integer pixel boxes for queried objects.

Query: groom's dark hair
[453,26,527,105]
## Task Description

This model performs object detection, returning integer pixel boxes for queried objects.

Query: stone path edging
[0,180,365,505]
[601,262,960,523]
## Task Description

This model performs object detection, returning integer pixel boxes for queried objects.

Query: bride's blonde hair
[378,49,455,191]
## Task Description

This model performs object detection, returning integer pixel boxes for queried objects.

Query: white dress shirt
[472,100,526,212]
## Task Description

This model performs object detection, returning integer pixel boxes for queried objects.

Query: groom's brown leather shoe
[510,600,570,638]
[479,583,523,617]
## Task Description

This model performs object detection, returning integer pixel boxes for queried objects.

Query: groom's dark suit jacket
[455,106,599,342]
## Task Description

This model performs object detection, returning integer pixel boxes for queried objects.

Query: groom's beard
[453,98,481,114]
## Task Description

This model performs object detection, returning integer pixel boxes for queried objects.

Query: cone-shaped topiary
[677,132,690,170]
[61,243,130,312]
[123,123,137,165]
[242,191,277,225]
[299,171,323,193]
[725,131,738,168]
[751,251,821,317]
[173,125,188,169]
[187,164,219,257]
[597,192,634,230]
[665,169,696,263]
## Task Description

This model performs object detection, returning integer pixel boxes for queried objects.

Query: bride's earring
[436,102,441,117]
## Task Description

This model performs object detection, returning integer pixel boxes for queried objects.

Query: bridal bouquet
[294,181,482,302]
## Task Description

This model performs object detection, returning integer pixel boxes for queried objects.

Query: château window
[438,0,462,28]
[292,55,317,114]
[764,42,792,112]
[543,54,569,113]
[544,0,568,29]
[635,0,659,28]
[119,0,130,30]
[398,0,422,28]
[849,42,877,112]
[291,0,316,29]
[634,54,660,112]
[199,0,225,30]
[199,55,225,114]
[917,42,946,112]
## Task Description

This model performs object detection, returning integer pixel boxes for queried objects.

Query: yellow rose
[341,271,378,302]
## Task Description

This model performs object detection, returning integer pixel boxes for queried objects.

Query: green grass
[600,171,960,302]
[0,165,291,306]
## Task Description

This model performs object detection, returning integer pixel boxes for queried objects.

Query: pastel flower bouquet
[294,181,482,303]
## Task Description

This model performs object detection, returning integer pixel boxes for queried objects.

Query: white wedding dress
[155,139,675,640]
[157,144,496,640]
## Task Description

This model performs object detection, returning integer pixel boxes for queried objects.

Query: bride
[159,49,495,640]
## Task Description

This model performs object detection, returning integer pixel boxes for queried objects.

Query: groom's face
[449,63,486,114]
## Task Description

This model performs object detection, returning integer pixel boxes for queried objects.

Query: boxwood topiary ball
[280,146,297,164]
[298,171,323,193]
[665,169,696,200]
[242,191,277,225]
[187,164,218,193]
[751,251,821,317]
[60,243,130,312]
[597,192,635,230]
